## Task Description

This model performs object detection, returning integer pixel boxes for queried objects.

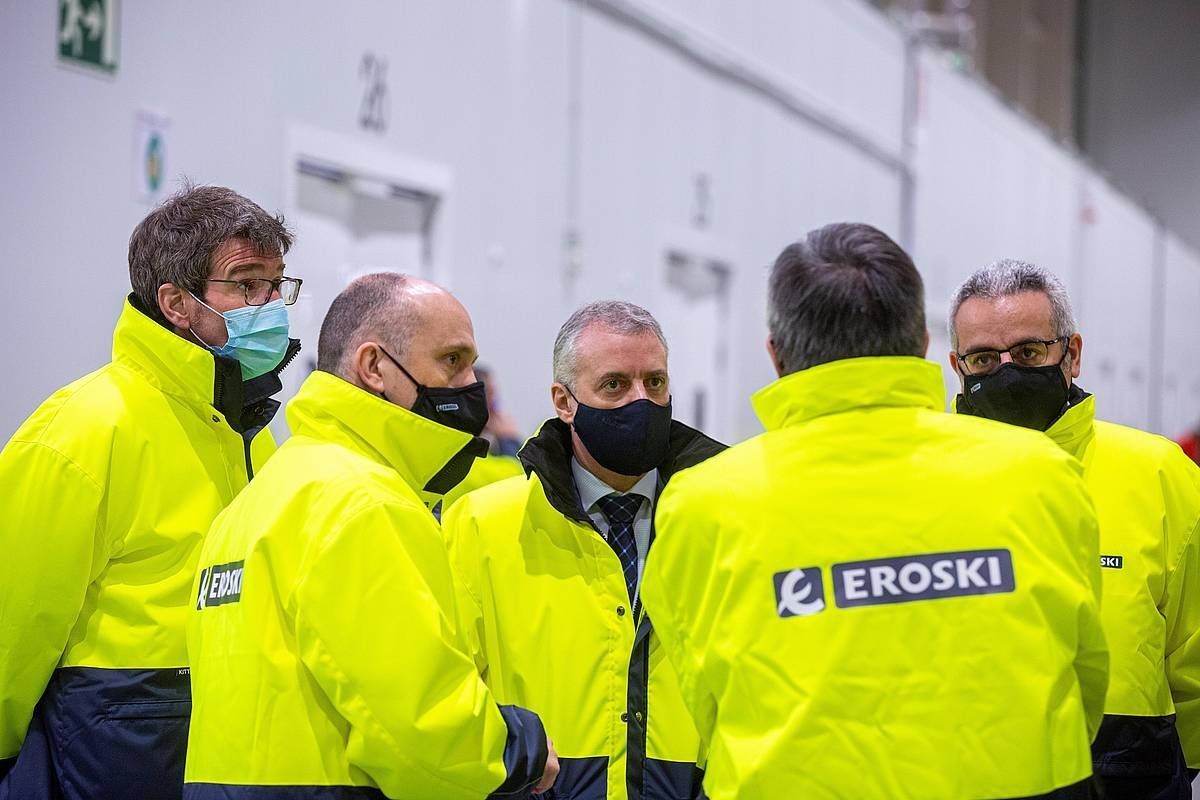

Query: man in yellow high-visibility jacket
[642,223,1108,799]
[950,259,1200,800]
[184,273,557,800]
[0,186,301,800]
[444,301,725,800]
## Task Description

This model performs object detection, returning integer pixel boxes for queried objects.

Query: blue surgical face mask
[190,293,291,380]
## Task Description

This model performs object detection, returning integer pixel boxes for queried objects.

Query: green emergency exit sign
[58,0,119,74]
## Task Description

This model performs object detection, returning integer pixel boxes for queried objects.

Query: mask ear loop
[561,385,585,428]
[374,343,424,407]
[375,344,425,388]
[186,290,224,351]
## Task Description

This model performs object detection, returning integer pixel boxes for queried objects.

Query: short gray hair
[949,259,1078,350]
[317,272,417,377]
[128,183,294,324]
[552,300,668,386]
[768,223,926,375]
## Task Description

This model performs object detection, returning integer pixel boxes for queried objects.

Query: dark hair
[768,222,925,374]
[128,184,293,323]
[316,272,415,376]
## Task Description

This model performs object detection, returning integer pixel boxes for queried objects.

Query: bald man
[183,273,558,799]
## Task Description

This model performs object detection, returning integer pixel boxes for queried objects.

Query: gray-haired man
[442,301,725,800]
[950,259,1200,800]
[0,185,301,800]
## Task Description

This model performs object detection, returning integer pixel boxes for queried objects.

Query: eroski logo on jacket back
[775,549,1016,617]
[197,560,245,610]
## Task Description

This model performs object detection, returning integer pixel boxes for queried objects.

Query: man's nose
[453,367,478,388]
[999,352,1014,364]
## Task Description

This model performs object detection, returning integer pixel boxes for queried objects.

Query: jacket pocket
[41,667,192,800]
[102,698,191,720]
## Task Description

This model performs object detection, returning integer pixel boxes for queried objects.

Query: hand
[532,737,559,795]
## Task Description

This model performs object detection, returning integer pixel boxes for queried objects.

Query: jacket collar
[753,356,944,430]
[517,416,727,525]
[286,370,488,499]
[114,294,297,433]
[1043,384,1095,460]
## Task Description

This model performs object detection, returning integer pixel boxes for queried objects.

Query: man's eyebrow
[226,262,264,277]
[226,260,284,278]
[440,342,476,357]
[962,337,1051,354]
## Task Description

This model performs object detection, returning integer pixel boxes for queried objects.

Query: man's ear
[158,284,191,331]
[921,330,930,358]
[766,336,785,377]
[551,383,574,425]
[1067,333,1083,380]
[354,342,388,394]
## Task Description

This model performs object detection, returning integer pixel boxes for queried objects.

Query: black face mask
[569,390,673,477]
[378,346,489,437]
[959,362,1069,431]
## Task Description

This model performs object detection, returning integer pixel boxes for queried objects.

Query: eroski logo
[773,567,826,618]
[832,549,1015,608]
[196,560,245,610]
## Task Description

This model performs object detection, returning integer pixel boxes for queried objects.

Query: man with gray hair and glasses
[443,300,725,800]
[0,185,301,800]
[642,224,1107,798]
[950,259,1200,799]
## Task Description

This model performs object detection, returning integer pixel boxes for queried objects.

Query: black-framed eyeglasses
[956,336,1068,376]
[206,276,303,306]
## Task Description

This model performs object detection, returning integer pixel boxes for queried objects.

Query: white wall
[912,45,1200,434]
[2,0,1198,445]
[1162,233,1200,439]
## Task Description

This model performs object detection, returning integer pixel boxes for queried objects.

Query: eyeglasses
[206,276,303,306]
[956,336,1068,376]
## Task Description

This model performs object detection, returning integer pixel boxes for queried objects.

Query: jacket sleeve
[1162,455,1200,767]
[1064,471,1109,742]
[0,440,105,770]
[291,501,546,799]
[441,496,490,681]
[641,478,721,748]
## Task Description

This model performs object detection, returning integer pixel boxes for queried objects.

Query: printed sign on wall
[58,0,119,74]
[133,110,170,204]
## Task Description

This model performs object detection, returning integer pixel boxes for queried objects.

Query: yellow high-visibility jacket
[1042,388,1200,795]
[0,296,287,800]
[443,418,725,800]
[184,371,547,800]
[642,357,1108,800]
